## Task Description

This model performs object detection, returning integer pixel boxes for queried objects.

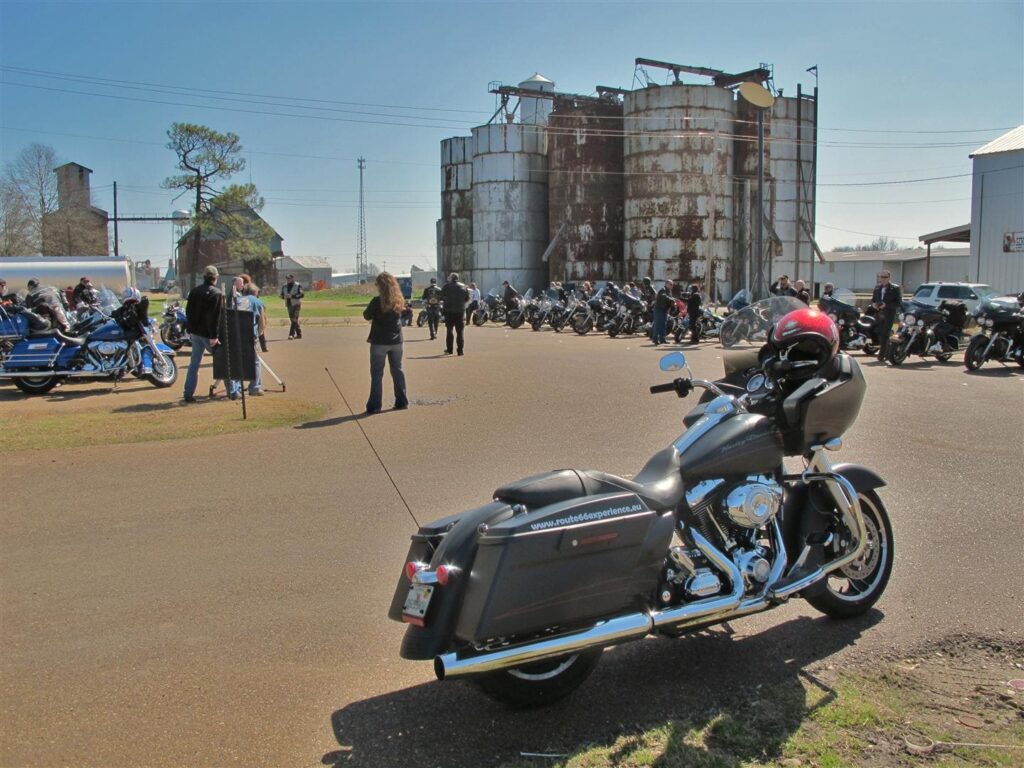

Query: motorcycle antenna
[324,367,420,528]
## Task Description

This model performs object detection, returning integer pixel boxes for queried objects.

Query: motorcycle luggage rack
[2,348,62,368]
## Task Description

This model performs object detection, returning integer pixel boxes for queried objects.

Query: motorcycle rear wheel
[804,490,894,619]
[159,325,184,351]
[472,648,602,708]
[472,311,487,327]
[964,335,987,371]
[14,373,61,395]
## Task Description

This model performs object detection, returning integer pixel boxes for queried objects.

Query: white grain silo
[767,93,817,284]
[518,73,555,126]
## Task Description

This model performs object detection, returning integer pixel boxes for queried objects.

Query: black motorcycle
[607,293,646,337]
[388,348,893,708]
[964,298,1024,370]
[472,291,506,326]
[818,291,867,352]
[886,300,967,365]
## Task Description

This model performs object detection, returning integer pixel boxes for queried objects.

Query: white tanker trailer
[0,256,135,295]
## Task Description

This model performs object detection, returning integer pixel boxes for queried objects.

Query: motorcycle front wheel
[887,339,909,366]
[416,312,427,328]
[159,325,184,351]
[14,373,61,395]
[472,310,487,327]
[472,648,602,709]
[719,324,740,348]
[964,334,988,371]
[508,313,525,329]
[147,354,178,388]
[573,316,593,336]
[804,490,894,619]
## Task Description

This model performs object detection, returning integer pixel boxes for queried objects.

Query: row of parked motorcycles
[0,288,178,395]
[468,285,728,343]
[458,283,1024,371]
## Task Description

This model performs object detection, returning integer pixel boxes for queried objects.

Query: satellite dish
[172,210,191,223]
[738,81,775,109]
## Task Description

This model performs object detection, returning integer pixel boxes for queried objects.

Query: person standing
[686,283,703,343]
[280,274,303,340]
[362,272,408,414]
[872,270,902,362]
[441,272,470,356]
[502,280,519,313]
[421,277,442,340]
[770,275,797,297]
[226,280,264,399]
[794,279,811,304]
[183,265,224,403]
[466,281,481,325]
[651,280,673,345]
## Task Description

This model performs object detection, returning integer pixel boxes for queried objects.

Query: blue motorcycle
[0,292,177,395]
[159,301,190,350]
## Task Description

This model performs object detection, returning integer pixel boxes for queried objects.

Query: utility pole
[356,157,367,283]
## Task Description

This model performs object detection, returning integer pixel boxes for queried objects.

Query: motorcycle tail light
[405,561,425,582]
[436,565,457,586]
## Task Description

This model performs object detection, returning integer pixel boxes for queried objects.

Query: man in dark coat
[421,277,442,340]
[440,272,470,356]
[183,265,224,402]
[770,275,797,297]
[686,284,703,343]
[280,274,304,340]
[871,270,902,362]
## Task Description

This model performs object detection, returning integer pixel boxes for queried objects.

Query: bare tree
[0,179,35,256]
[2,143,60,254]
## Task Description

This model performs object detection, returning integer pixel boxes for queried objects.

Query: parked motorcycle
[572,287,617,335]
[964,297,1024,370]
[818,290,868,352]
[886,300,967,366]
[607,292,646,337]
[472,292,506,326]
[719,296,805,347]
[530,292,563,332]
[388,343,891,707]
[159,301,190,350]
[505,289,535,330]
[0,290,178,395]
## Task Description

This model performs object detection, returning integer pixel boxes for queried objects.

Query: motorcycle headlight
[903,314,915,325]
[986,318,994,327]
[828,313,837,321]
[917,318,925,326]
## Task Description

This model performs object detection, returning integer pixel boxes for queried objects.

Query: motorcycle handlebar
[649,379,694,397]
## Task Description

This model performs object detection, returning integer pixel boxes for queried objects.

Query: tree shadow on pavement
[112,401,188,413]
[324,610,883,767]
[295,413,365,429]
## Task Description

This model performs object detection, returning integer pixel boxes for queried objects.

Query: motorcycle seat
[493,448,685,512]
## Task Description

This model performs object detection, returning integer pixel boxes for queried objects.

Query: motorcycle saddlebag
[2,336,62,369]
[455,492,674,643]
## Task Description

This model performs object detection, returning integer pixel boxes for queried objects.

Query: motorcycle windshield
[727,289,751,310]
[720,296,806,343]
[818,289,858,313]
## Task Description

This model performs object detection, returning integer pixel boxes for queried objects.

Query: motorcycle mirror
[659,352,687,372]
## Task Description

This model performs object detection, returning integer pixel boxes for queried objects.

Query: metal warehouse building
[970,125,1024,293]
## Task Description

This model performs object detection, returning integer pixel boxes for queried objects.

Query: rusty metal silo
[623,84,736,287]
[546,96,625,283]
[438,136,473,279]
[471,122,549,292]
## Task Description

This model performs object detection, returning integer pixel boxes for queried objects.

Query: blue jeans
[367,343,407,412]
[184,335,215,399]
[229,346,262,395]
[652,310,668,344]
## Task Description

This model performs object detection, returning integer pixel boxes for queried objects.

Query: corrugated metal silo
[767,95,816,282]
[471,122,549,292]
[439,136,474,279]
[623,84,736,285]
[547,97,625,283]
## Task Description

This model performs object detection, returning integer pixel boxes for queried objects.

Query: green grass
[147,287,375,320]
[498,654,1024,768]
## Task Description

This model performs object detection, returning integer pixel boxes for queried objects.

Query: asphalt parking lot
[2,322,1022,767]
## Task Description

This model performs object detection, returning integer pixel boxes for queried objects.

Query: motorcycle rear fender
[390,501,514,660]
[155,342,176,356]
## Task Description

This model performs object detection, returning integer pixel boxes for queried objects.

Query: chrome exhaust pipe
[0,370,93,379]
[434,612,653,680]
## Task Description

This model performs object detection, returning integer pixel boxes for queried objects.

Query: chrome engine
[85,340,128,372]
[724,481,783,528]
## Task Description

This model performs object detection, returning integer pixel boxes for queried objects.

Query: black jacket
[422,284,442,310]
[654,288,674,313]
[503,284,519,307]
[796,288,811,305]
[686,291,702,319]
[770,283,797,297]
[872,282,903,316]
[113,296,150,333]
[441,280,469,314]
[185,280,224,339]
[363,296,402,345]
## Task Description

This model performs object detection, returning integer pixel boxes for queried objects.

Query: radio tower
[356,157,368,282]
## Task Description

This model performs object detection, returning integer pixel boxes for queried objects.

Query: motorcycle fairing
[455,492,674,643]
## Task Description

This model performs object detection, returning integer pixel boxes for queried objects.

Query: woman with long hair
[362,272,409,414]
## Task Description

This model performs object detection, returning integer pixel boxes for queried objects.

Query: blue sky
[1,0,1021,274]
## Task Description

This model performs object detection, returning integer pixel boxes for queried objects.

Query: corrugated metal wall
[439,136,474,278]
[972,153,1024,294]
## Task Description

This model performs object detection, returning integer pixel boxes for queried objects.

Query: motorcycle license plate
[402,584,434,626]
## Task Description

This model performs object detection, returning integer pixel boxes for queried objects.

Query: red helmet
[769,308,840,377]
